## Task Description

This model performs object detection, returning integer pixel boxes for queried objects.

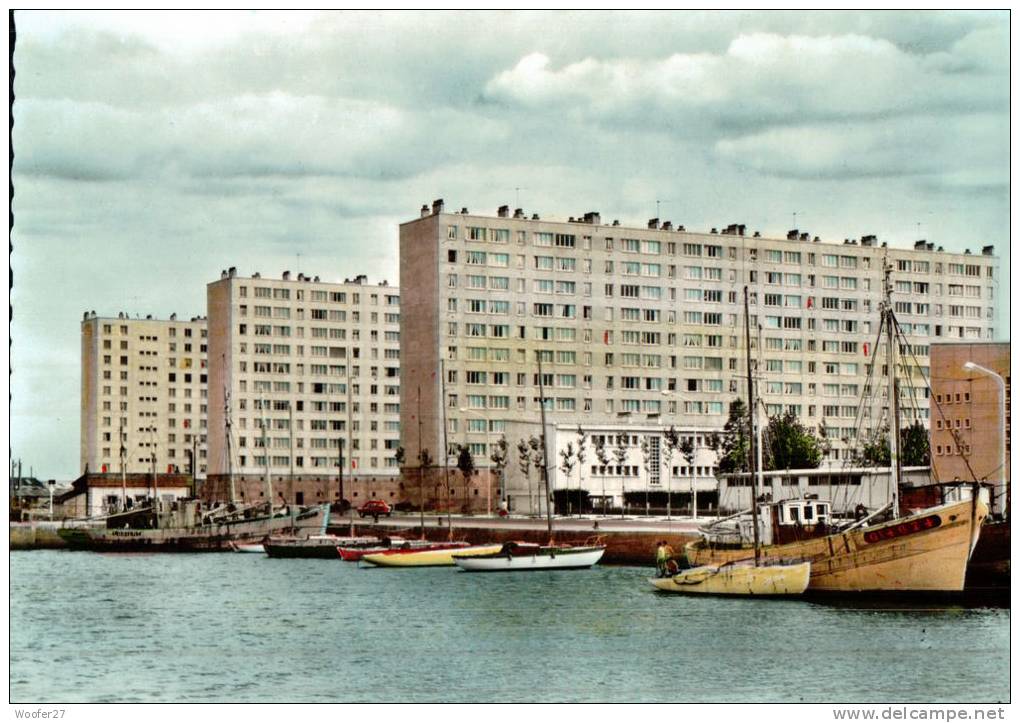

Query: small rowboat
[650,560,811,596]
[337,536,422,562]
[362,542,502,568]
[229,541,266,554]
[453,541,606,572]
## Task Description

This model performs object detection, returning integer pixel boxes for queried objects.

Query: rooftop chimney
[514,208,525,219]
[648,218,660,230]
[982,245,994,256]
[710,228,718,234]
[787,229,799,240]
[753,231,761,238]
[914,239,927,250]
[420,204,429,218]
[460,207,468,214]
[583,211,601,225]
[677,225,685,232]
[532,214,540,220]
[964,249,972,255]
[228,266,237,277]
[432,199,444,215]
[282,270,291,280]
[497,205,509,218]
[861,234,876,247]
[313,275,320,282]
[612,220,620,226]
[662,221,673,231]
[170,313,177,321]
[800,233,809,241]
[252,272,260,278]
[221,269,228,279]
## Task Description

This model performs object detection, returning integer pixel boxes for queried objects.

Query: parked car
[358,499,392,518]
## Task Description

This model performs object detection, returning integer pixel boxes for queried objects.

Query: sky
[10,10,1010,480]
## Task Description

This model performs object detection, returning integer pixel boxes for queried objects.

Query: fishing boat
[453,541,606,572]
[361,542,503,567]
[62,502,330,552]
[338,536,427,561]
[230,541,266,554]
[264,534,378,559]
[651,559,811,596]
[651,287,811,597]
[687,272,988,594]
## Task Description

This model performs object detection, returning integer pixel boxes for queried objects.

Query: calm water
[10,551,1010,703]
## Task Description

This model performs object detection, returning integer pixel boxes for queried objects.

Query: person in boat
[655,541,668,577]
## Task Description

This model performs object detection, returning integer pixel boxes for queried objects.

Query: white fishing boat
[453,541,606,571]
[230,541,266,554]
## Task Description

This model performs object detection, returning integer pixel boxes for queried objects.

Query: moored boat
[651,559,811,596]
[230,541,266,554]
[361,542,502,567]
[453,541,606,572]
[687,495,986,593]
[265,534,377,559]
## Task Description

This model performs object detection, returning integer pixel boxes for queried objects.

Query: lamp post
[459,406,492,516]
[963,361,1007,518]
[48,480,55,520]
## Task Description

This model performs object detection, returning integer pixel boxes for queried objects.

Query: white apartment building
[206,269,401,490]
[400,200,999,513]
[80,312,209,477]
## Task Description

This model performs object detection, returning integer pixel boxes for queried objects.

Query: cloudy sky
[11,10,1010,479]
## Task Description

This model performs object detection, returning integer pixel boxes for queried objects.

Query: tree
[559,441,576,515]
[418,447,433,512]
[489,435,509,513]
[456,444,475,512]
[662,426,681,518]
[854,421,931,468]
[528,434,547,516]
[594,435,611,514]
[612,435,629,516]
[709,399,751,474]
[517,438,533,515]
[640,435,651,515]
[763,410,823,470]
[679,435,696,517]
[900,420,931,467]
[575,425,588,517]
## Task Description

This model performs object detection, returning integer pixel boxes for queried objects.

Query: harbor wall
[10,522,71,550]
[327,520,698,565]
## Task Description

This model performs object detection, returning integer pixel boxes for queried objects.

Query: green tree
[709,399,751,474]
[394,446,405,467]
[559,441,577,515]
[456,444,475,512]
[594,435,611,514]
[763,410,823,470]
[517,438,533,514]
[900,420,931,467]
[613,435,629,516]
[489,435,509,508]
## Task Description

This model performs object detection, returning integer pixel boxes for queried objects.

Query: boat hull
[688,498,987,593]
[453,546,606,572]
[64,506,328,553]
[230,542,265,554]
[363,544,502,567]
[650,561,811,596]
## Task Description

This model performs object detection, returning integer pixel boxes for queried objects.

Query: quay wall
[10,522,70,550]
[327,520,697,565]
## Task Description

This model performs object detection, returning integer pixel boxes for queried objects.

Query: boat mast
[883,262,901,518]
[743,286,761,566]
[119,418,127,511]
[537,351,554,541]
[440,358,453,538]
[225,385,237,504]
[262,409,273,518]
[417,384,425,539]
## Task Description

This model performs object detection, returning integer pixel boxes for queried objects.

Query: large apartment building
[205,269,401,505]
[80,312,209,477]
[400,200,1000,513]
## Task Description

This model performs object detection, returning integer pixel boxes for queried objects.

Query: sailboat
[651,287,811,596]
[686,269,988,593]
[453,352,606,573]
[61,390,329,552]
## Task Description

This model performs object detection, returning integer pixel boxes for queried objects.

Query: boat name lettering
[110,530,144,537]
[863,515,941,544]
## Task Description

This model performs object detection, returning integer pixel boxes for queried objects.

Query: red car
[358,500,392,518]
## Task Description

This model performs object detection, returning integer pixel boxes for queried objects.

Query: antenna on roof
[656,199,671,220]
[515,187,527,209]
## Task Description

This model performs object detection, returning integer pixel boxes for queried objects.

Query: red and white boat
[337,536,426,562]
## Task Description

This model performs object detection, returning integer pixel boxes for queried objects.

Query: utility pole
[417,385,424,537]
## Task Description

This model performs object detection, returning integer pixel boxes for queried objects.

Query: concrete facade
[400,201,1000,513]
[205,269,402,502]
[929,342,1010,514]
[80,313,208,478]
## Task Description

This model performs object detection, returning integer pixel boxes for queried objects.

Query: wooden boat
[264,534,377,559]
[337,536,424,561]
[453,541,606,571]
[61,503,330,552]
[230,541,266,554]
[362,542,502,567]
[687,495,986,592]
[651,560,811,596]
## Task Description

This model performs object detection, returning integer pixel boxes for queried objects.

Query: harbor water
[10,551,1009,703]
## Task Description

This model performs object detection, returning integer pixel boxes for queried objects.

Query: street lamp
[963,361,1007,518]
[459,406,492,516]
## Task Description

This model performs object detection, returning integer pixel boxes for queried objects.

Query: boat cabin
[761,498,831,545]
